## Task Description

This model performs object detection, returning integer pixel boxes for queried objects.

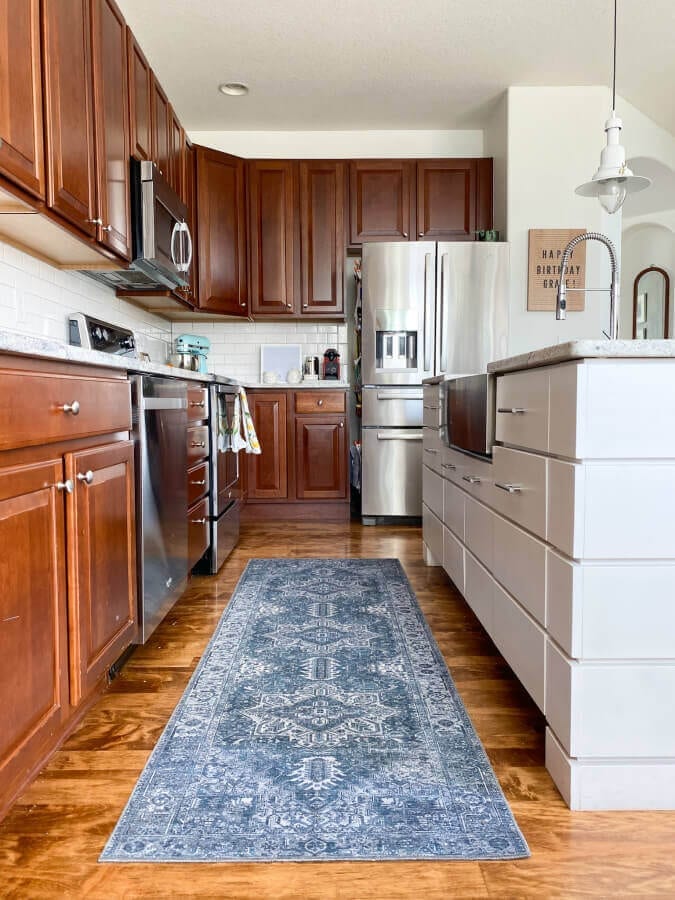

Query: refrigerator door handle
[440,252,449,372]
[423,252,432,372]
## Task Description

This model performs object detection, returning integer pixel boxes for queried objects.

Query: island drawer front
[423,465,443,520]
[492,513,547,627]
[491,445,547,540]
[547,550,675,660]
[423,504,443,566]
[546,640,675,758]
[492,580,546,713]
[464,551,494,637]
[187,425,209,465]
[187,386,209,421]
[423,426,442,474]
[443,525,465,593]
[454,453,494,505]
[0,370,131,450]
[464,495,494,570]
[495,369,549,453]
[296,391,345,414]
[188,461,210,507]
[443,478,465,542]
[188,497,209,569]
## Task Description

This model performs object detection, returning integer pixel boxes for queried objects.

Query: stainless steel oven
[442,374,495,458]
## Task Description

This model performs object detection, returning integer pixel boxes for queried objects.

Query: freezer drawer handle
[495,481,522,494]
[377,391,423,401]
[462,474,482,485]
[376,432,423,441]
[497,407,527,415]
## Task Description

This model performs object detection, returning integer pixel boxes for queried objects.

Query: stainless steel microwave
[81,159,192,292]
[442,373,495,458]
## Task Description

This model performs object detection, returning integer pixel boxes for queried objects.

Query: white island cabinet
[423,349,675,810]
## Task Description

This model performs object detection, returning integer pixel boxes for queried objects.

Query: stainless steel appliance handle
[497,407,527,415]
[423,253,432,372]
[170,221,181,268]
[376,432,423,441]
[377,391,423,401]
[495,481,522,494]
[143,397,186,410]
[182,221,193,272]
[440,252,449,372]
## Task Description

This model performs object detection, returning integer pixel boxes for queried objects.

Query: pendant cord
[612,0,617,111]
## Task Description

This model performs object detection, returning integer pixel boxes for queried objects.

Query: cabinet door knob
[61,401,80,415]
[317,399,324,406]
[56,479,73,494]
[418,232,424,237]
[402,231,408,237]
[190,400,205,408]
[339,421,344,428]
[191,517,206,525]
[286,303,292,309]
[86,217,103,225]
[191,440,206,448]
[77,470,94,485]
[190,479,206,486]
[101,224,112,233]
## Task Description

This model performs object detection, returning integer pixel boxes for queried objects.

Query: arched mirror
[633,266,670,339]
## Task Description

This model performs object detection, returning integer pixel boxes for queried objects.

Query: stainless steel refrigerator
[360,241,509,523]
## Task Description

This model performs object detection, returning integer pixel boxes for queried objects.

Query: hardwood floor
[2,522,675,898]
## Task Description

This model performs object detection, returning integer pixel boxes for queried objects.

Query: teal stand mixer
[174,334,210,373]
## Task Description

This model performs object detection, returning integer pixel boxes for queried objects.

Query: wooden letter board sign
[527,228,587,311]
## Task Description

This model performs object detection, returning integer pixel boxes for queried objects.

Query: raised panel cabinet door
[247,392,287,499]
[0,459,68,813]
[151,74,170,179]
[42,0,97,236]
[295,415,347,499]
[349,159,414,244]
[0,0,45,199]
[195,146,248,316]
[65,440,137,705]
[300,161,345,316]
[126,28,151,161]
[416,159,476,241]
[169,106,185,199]
[248,160,298,317]
[91,0,131,259]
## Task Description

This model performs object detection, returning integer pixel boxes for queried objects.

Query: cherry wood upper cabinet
[126,28,152,162]
[195,146,248,316]
[65,440,136,706]
[247,392,288,500]
[417,159,493,241]
[0,0,45,200]
[169,107,185,201]
[349,159,415,244]
[91,0,131,260]
[295,416,347,500]
[150,75,170,180]
[248,160,298,317]
[42,0,97,237]
[0,459,68,814]
[300,161,345,317]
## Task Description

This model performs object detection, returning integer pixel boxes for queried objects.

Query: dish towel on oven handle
[224,386,261,455]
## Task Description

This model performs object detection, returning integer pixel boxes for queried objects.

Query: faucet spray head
[556,282,567,321]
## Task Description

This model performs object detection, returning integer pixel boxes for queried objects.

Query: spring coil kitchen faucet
[556,232,620,340]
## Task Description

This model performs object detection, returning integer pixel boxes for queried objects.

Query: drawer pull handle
[423,404,437,410]
[61,401,80,415]
[442,463,457,470]
[191,441,206,448]
[190,479,206,486]
[497,407,526,415]
[495,481,522,494]
[191,517,207,525]
[462,475,482,485]
[77,470,94,485]
[56,479,73,494]
[424,448,438,454]
[190,400,206,408]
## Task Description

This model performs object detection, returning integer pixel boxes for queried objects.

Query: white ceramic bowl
[287,368,302,384]
[262,371,278,384]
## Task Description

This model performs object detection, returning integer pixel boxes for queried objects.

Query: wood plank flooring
[2,522,675,898]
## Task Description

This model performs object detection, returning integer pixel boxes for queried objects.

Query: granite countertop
[245,380,349,389]
[487,339,675,374]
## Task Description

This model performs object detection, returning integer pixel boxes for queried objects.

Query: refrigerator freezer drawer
[362,428,423,517]
[362,386,424,427]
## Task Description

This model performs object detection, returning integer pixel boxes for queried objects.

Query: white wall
[188,129,484,159]
[505,86,621,356]
[620,223,675,339]
[483,92,508,239]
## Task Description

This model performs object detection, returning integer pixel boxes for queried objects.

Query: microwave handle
[170,221,182,270]
[182,222,193,272]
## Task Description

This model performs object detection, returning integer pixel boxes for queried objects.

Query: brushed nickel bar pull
[495,481,522,494]
[462,475,482,485]
[497,407,526,414]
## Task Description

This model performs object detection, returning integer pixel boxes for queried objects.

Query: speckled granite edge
[487,339,675,374]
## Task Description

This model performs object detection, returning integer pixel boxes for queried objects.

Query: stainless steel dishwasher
[132,374,189,643]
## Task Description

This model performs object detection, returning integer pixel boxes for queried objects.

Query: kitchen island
[423,342,675,809]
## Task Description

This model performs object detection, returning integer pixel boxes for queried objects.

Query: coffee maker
[322,349,340,380]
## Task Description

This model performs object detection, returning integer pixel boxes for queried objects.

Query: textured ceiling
[116,0,675,134]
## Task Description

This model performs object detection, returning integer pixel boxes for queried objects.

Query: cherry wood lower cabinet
[246,389,349,517]
[0,356,137,822]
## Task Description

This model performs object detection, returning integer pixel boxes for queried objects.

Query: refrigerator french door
[360,241,508,522]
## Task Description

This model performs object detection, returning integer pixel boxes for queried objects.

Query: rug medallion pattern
[101,559,529,861]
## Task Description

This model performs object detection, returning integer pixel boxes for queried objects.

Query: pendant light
[575,0,650,214]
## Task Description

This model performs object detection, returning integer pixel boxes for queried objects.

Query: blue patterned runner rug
[101,559,529,861]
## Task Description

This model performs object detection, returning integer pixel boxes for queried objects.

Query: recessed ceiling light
[218,82,249,96]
